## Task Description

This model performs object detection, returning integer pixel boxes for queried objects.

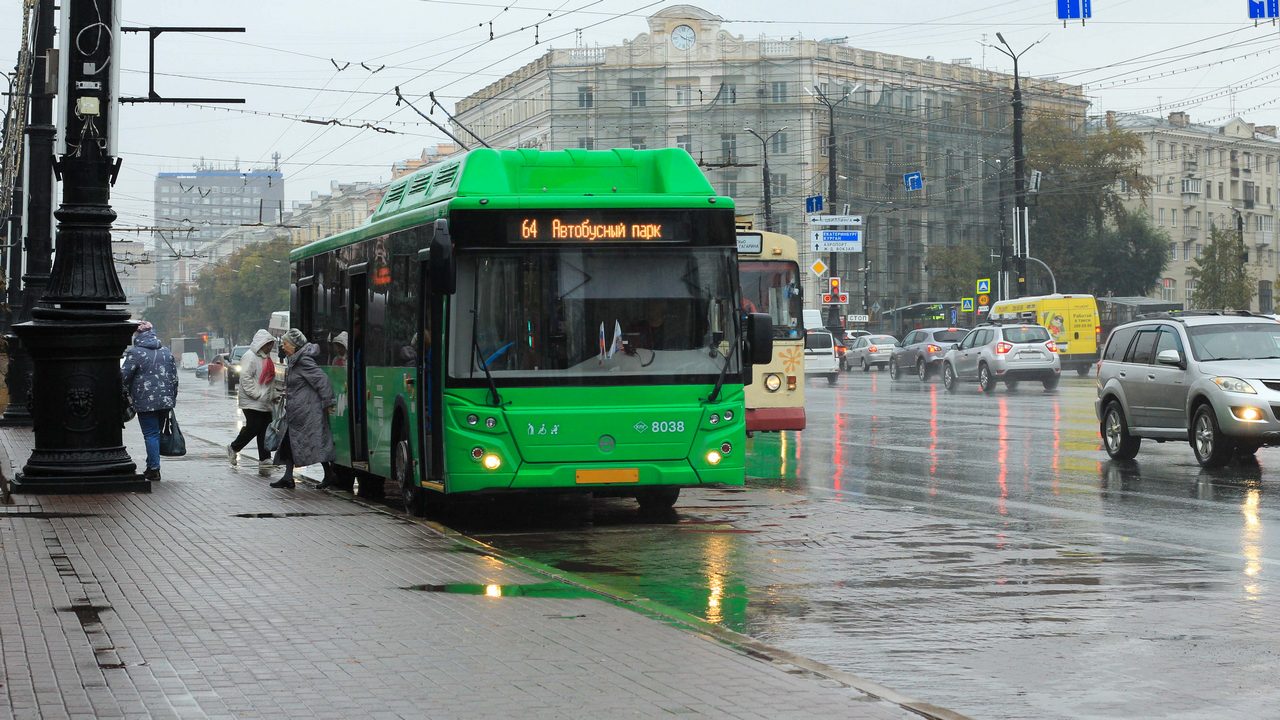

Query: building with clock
[452,5,1089,316]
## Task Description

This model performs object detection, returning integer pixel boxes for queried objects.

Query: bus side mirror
[429,219,456,295]
[746,312,773,365]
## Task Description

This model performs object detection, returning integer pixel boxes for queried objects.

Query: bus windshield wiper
[706,347,731,404]
[471,333,503,407]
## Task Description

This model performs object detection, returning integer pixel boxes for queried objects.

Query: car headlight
[764,373,782,392]
[1213,376,1257,394]
[234,364,242,373]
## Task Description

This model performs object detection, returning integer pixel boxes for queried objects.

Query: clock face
[671,24,696,50]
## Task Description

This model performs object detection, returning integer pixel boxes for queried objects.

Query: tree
[1025,116,1168,297]
[1189,226,1254,310]
[927,244,991,299]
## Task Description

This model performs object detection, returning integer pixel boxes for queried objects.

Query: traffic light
[828,276,841,297]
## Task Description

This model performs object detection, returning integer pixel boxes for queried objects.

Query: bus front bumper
[448,458,744,494]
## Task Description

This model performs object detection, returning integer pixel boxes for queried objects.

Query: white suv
[804,330,840,385]
[1096,312,1280,467]
[941,323,1061,392]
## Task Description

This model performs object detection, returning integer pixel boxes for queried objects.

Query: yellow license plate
[575,468,639,484]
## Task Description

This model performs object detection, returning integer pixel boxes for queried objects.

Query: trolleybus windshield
[738,260,801,339]
[449,247,740,383]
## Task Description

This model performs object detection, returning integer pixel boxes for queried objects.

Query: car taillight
[995,341,1013,354]
[869,345,878,353]
[1046,340,1058,353]
[926,344,941,353]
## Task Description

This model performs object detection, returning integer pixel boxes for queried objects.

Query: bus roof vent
[407,173,433,195]
[433,164,460,187]
[381,182,407,208]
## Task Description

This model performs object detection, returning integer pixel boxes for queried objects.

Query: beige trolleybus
[737,225,805,432]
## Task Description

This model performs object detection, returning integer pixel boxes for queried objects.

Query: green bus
[288,148,771,515]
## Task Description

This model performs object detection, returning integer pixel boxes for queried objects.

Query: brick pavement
[0,423,946,720]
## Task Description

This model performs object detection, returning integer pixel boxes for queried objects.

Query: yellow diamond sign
[809,259,828,277]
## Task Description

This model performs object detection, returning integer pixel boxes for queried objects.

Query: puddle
[58,604,111,625]
[401,582,598,599]
[552,559,632,574]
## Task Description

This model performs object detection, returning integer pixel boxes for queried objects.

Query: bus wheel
[637,487,679,512]
[394,429,427,517]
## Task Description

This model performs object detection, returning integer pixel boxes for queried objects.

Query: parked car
[224,345,252,393]
[803,330,840,385]
[846,334,897,372]
[890,327,971,381]
[1095,312,1280,467]
[941,323,1061,393]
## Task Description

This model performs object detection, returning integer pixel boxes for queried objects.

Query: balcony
[1183,159,1198,173]
[1183,226,1200,241]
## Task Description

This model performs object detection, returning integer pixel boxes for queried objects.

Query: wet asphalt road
[180,369,1279,720]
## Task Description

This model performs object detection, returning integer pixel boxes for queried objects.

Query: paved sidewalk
[0,424,940,720]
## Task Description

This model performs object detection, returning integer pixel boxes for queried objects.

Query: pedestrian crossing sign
[961,297,974,312]
[976,278,991,295]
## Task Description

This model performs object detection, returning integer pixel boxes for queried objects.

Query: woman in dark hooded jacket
[120,321,179,481]
[269,328,336,489]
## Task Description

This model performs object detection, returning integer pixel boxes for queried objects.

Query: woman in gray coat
[270,328,336,489]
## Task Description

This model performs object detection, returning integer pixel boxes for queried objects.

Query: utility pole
[811,85,850,328]
[744,126,786,233]
[994,33,1041,300]
[3,0,56,426]
[12,0,147,493]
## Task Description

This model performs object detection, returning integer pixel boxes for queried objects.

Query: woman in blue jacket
[120,321,179,481]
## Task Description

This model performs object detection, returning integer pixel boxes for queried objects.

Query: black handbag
[122,388,136,424]
[158,409,187,457]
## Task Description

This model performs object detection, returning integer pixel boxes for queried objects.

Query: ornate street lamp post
[11,0,145,493]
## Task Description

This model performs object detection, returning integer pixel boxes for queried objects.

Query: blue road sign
[1249,0,1280,19]
[976,278,991,295]
[903,172,924,192]
[1057,0,1092,19]
[961,297,975,312]
[805,195,824,213]
[810,229,862,253]
[950,308,959,325]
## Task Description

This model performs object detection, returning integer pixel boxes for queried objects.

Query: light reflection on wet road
[181,371,1279,719]
[461,374,1280,720]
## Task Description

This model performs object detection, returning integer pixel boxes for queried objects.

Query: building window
[770,173,787,197]
[1162,278,1177,302]
[675,85,693,106]
[630,137,647,150]
[1169,242,1177,260]
[771,132,787,154]
[775,216,790,235]
[1262,280,1274,314]
[1158,208,1165,224]
[724,84,737,104]
[630,86,646,107]
[1219,182,1225,200]
[819,134,831,157]
[1157,142,1164,160]
[676,134,692,153]
[1195,244,1203,259]
[575,137,594,150]
[1183,243,1190,261]
[722,181,738,198]
[720,133,737,162]
[1171,211,1177,227]
[578,86,593,108]
[771,81,787,103]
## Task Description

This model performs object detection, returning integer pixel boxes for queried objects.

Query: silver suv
[1095,313,1280,467]
[941,323,1061,392]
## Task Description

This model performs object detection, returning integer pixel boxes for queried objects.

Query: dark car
[224,345,252,393]
[889,327,971,381]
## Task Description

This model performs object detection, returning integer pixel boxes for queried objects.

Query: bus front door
[416,255,437,485]
[349,269,369,464]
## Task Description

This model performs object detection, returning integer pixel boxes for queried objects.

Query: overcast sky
[1,0,1277,229]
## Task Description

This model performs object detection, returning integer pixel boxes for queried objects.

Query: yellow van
[987,294,1101,376]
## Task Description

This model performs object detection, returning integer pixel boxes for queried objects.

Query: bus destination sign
[508,212,690,243]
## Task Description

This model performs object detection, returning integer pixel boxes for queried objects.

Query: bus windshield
[739,260,802,339]
[450,247,741,382]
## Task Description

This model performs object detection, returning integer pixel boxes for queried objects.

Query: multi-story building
[153,164,284,286]
[287,181,386,248]
[112,236,156,319]
[1106,111,1280,313]
[451,4,1089,316]
[392,143,462,180]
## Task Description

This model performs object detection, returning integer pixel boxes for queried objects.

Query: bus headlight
[482,454,502,470]
[705,450,722,465]
[764,373,783,392]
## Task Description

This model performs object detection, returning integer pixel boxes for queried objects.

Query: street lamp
[991,32,1043,299]
[743,126,787,233]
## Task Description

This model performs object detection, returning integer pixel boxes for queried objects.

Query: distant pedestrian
[120,321,179,481]
[227,329,279,476]
[270,328,336,489]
